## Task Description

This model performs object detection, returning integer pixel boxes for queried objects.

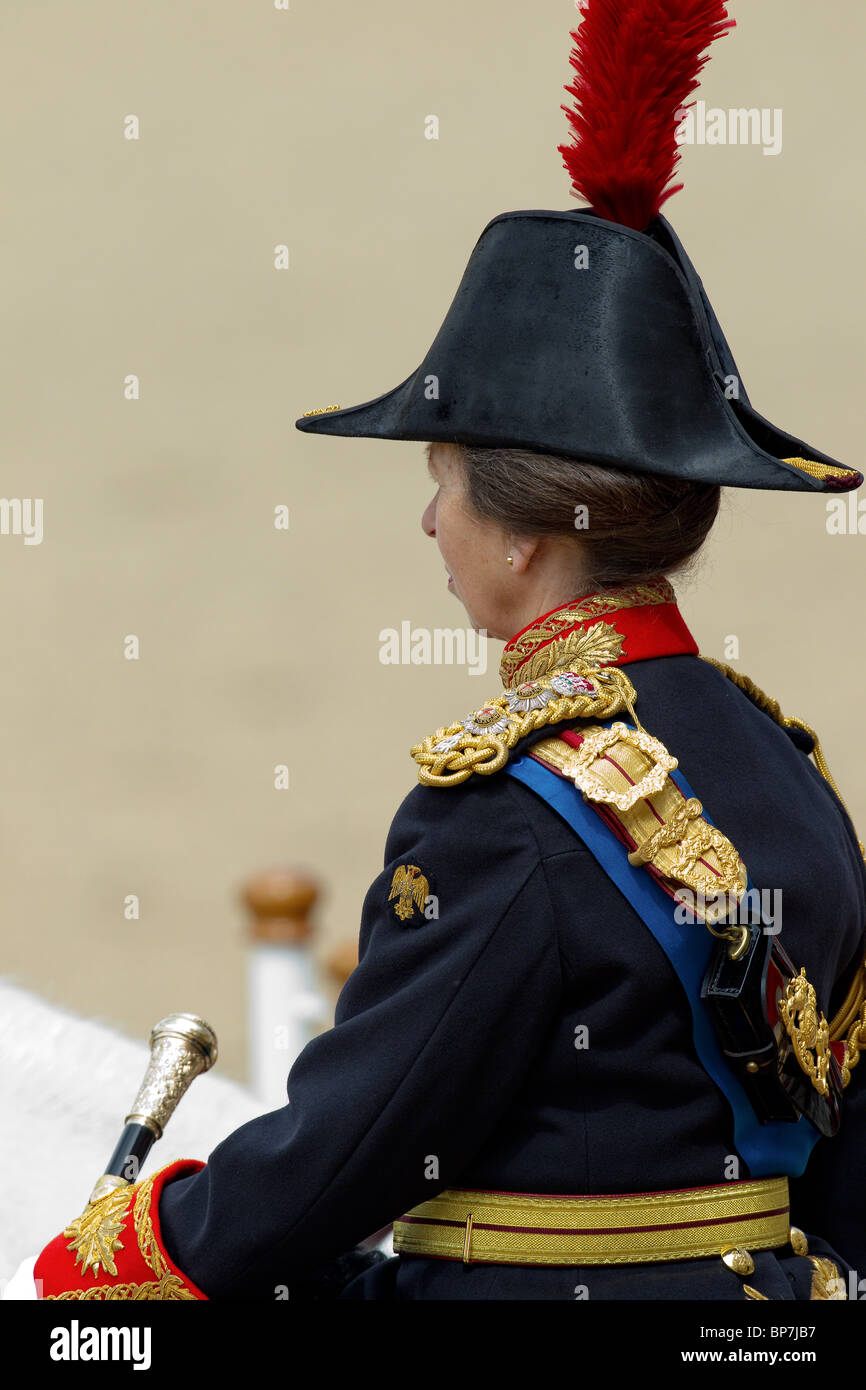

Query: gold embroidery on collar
[511,621,626,685]
[499,579,675,688]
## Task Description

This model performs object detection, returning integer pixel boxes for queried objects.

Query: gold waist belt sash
[392,1177,791,1266]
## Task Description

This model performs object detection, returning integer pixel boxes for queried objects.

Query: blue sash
[505,731,820,1177]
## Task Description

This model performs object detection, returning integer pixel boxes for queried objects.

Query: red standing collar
[499,577,698,689]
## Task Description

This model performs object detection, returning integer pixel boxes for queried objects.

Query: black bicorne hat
[295,3,861,495]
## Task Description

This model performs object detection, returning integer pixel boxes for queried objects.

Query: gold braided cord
[411,663,637,787]
[781,455,861,484]
[840,986,866,1088]
[393,1179,790,1266]
[843,1020,866,1088]
[702,657,862,850]
[829,959,866,1041]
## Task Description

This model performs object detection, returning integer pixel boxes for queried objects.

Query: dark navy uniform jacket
[158,637,866,1301]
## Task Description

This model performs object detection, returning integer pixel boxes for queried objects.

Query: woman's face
[420,442,516,638]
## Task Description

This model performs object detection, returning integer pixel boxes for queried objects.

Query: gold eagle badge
[389,864,430,922]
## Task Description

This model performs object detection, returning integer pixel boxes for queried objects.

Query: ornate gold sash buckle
[568,722,678,812]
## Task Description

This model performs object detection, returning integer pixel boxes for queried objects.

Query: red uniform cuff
[34,1159,207,1301]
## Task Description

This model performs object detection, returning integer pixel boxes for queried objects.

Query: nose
[421,492,437,538]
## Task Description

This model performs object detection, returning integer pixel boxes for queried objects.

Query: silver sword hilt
[88,1012,217,1204]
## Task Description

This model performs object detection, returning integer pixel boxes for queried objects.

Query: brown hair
[454,443,721,591]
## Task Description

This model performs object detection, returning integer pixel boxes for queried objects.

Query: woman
[33,433,866,1302]
[34,0,866,1301]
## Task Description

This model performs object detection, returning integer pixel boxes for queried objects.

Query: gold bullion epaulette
[410,662,637,787]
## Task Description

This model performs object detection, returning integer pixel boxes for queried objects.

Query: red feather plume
[558,0,735,230]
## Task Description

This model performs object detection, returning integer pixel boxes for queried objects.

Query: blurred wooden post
[241,869,325,1108]
[325,941,358,992]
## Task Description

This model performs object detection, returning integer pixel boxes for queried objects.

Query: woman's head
[421,441,720,640]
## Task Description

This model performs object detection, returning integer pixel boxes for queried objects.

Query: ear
[507,533,542,575]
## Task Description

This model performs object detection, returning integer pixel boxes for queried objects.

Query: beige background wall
[2,1,863,1081]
